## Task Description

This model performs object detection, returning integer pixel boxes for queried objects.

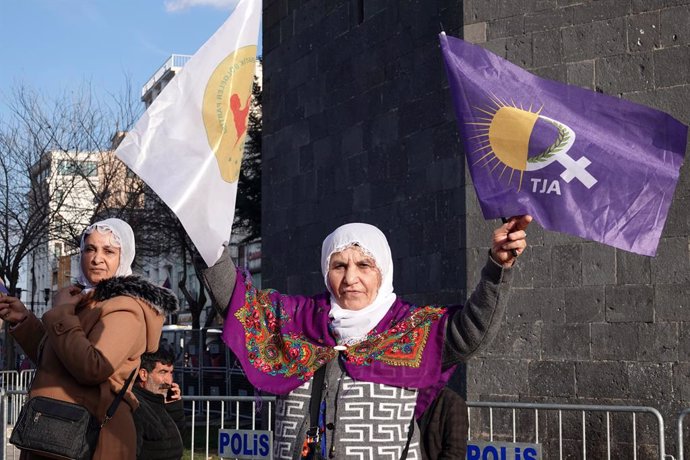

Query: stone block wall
[461,0,690,455]
[262,0,468,306]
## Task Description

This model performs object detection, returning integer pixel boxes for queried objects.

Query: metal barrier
[185,395,276,460]
[17,370,34,389]
[468,401,670,460]
[0,371,31,427]
[0,389,681,459]
[676,408,690,460]
[0,389,275,460]
[1,390,26,460]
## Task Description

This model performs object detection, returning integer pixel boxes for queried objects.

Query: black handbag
[10,368,137,460]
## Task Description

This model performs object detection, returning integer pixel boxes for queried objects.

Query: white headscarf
[76,218,135,290]
[321,223,397,346]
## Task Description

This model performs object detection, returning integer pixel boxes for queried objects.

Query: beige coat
[12,277,177,460]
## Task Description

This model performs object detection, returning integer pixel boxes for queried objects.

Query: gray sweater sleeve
[442,255,513,366]
[200,246,237,318]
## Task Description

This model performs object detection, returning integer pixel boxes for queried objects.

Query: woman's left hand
[491,215,533,267]
[51,286,84,315]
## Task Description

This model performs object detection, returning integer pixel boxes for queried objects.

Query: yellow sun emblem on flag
[202,45,257,183]
[469,95,596,191]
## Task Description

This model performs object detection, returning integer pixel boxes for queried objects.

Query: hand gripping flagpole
[501,217,520,258]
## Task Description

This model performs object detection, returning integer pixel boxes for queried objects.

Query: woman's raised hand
[491,215,533,267]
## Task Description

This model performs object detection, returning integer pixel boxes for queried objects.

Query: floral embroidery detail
[344,305,446,367]
[235,274,337,380]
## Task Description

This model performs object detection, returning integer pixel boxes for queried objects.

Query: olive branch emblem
[527,119,570,164]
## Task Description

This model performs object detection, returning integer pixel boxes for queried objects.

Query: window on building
[57,160,98,177]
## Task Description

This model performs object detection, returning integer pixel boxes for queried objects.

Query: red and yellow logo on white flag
[203,45,257,183]
[116,0,260,266]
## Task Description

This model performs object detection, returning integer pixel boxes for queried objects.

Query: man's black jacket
[133,385,186,460]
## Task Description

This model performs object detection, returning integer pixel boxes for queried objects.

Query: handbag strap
[308,365,326,435]
[400,415,415,460]
[102,368,137,426]
[301,364,326,459]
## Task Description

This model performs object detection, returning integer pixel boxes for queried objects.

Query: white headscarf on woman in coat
[76,218,136,291]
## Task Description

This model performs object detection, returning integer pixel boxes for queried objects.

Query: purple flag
[440,32,687,256]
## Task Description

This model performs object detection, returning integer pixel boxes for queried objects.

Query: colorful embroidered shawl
[222,269,458,403]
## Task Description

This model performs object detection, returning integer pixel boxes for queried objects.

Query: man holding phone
[133,347,186,460]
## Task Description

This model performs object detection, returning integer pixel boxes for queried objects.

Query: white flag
[116,0,261,266]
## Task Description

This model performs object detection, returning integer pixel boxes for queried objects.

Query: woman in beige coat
[0,218,178,459]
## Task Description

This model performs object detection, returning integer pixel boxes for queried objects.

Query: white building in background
[141,54,192,107]
[24,150,102,317]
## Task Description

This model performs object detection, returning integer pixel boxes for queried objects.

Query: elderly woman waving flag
[203,216,531,460]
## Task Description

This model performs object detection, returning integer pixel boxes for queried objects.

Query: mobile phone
[166,388,175,401]
[0,283,8,295]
